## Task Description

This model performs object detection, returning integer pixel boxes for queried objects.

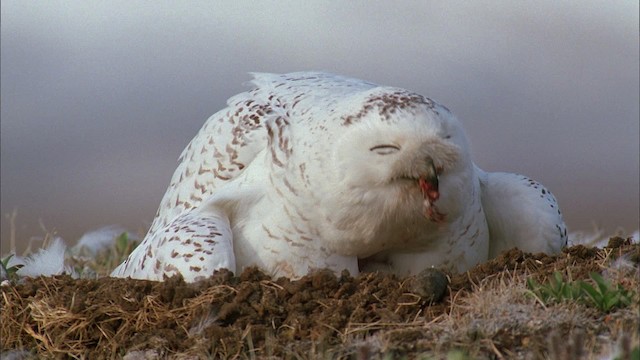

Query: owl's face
[348,108,464,174]
[319,99,473,255]
[334,101,469,191]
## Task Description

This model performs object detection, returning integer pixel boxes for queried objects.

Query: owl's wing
[146,103,277,235]
[147,72,380,236]
[111,207,235,282]
[477,168,568,257]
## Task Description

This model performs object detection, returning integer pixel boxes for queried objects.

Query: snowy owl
[111,72,567,282]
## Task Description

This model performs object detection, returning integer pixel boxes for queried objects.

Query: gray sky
[2,1,638,253]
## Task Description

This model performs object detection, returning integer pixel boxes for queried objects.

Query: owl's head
[334,89,469,185]
[317,88,474,255]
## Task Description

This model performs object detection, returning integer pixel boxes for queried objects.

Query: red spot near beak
[419,177,439,202]
[418,175,446,223]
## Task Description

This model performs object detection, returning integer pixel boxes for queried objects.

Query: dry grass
[1,232,638,359]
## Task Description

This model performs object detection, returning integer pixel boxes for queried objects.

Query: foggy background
[2,1,638,254]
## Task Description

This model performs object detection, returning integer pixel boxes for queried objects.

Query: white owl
[111,72,567,282]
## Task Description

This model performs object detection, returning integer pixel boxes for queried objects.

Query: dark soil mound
[2,238,638,359]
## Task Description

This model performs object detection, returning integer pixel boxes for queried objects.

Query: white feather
[16,237,75,278]
[72,225,136,256]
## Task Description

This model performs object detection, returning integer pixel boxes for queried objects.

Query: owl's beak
[418,158,439,202]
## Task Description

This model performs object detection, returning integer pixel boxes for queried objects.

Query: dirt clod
[404,267,449,303]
